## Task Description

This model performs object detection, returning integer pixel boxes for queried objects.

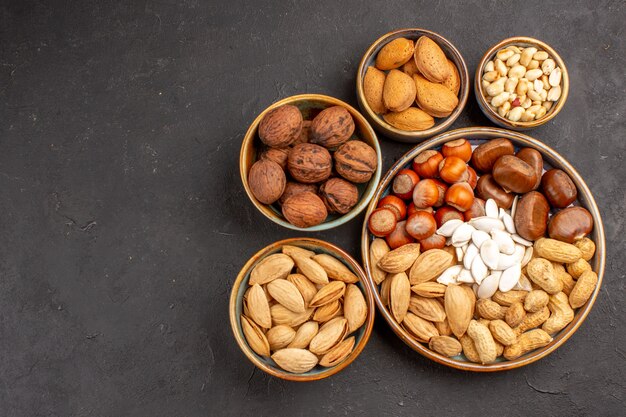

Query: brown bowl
[360,127,605,372]
[240,94,382,231]
[475,37,569,130]
[356,28,470,143]
[229,238,376,381]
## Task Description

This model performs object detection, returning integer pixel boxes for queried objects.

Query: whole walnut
[287,143,332,184]
[334,140,378,183]
[279,181,318,205]
[258,104,303,148]
[292,120,311,146]
[248,159,286,204]
[282,191,328,228]
[259,147,289,170]
[319,178,359,214]
[309,106,355,148]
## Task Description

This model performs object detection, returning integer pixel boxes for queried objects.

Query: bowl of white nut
[475,37,569,130]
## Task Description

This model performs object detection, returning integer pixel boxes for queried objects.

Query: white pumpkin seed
[463,243,479,270]
[436,265,463,285]
[471,255,489,284]
[499,263,522,292]
[511,233,533,247]
[451,223,475,245]
[480,240,500,270]
[471,230,491,248]
[457,268,474,284]
[478,272,501,299]
[491,230,515,255]
[485,199,499,219]
[469,217,505,232]
[436,219,463,237]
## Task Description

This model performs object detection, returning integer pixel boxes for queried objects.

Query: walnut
[258,104,303,148]
[319,178,359,214]
[282,191,328,228]
[287,143,332,184]
[334,140,378,183]
[247,159,286,204]
[259,147,289,170]
[279,181,318,205]
[309,106,355,148]
[292,120,311,146]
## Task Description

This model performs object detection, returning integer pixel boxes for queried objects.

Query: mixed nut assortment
[240,245,369,373]
[363,36,460,131]
[367,137,598,363]
[248,104,378,228]
[481,45,563,122]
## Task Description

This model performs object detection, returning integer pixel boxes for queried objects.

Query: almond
[402,58,421,77]
[249,253,294,286]
[267,279,306,313]
[282,245,315,259]
[292,255,329,285]
[309,317,349,355]
[390,272,411,323]
[442,59,460,95]
[312,254,359,283]
[312,299,342,323]
[402,312,439,342]
[287,273,318,305]
[383,107,434,131]
[444,284,474,338]
[288,321,319,349]
[272,348,319,373]
[247,283,272,328]
[270,304,313,327]
[409,295,446,322]
[378,243,421,273]
[319,336,355,367]
[429,335,462,357]
[380,275,392,307]
[241,315,270,357]
[413,73,459,118]
[409,249,454,285]
[344,284,368,333]
[369,238,390,285]
[411,282,446,298]
[383,69,417,112]
[375,37,415,70]
[266,325,296,351]
[363,66,387,114]
[309,281,346,308]
[414,36,450,83]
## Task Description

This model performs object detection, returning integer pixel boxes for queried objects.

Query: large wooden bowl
[360,127,605,371]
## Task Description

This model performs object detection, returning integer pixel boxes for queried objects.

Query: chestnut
[444,182,474,212]
[434,205,463,228]
[386,220,415,249]
[442,138,472,163]
[431,179,448,207]
[493,155,537,194]
[412,179,440,209]
[378,195,407,221]
[514,191,550,241]
[412,150,443,179]
[392,169,420,200]
[438,156,469,184]
[541,169,577,208]
[419,233,446,251]
[516,148,543,190]
[368,207,397,237]
[466,166,478,189]
[405,211,437,240]
[470,138,515,173]
[463,197,486,221]
[408,204,434,216]
[475,174,514,209]
[548,206,593,243]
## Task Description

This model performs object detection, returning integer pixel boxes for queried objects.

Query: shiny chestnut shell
[516,148,543,190]
[514,191,550,241]
[492,155,537,194]
[475,174,514,209]
[470,138,515,173]
[548,206,593,243]
[541,169,577,208]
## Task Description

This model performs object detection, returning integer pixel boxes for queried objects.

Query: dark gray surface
[1,1,624,416]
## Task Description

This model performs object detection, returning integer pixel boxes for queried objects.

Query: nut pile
[363,36,460,131]
[240,245,368,373]
[481,44,563,122]
[248,104,378,228]
[367,138,598,364]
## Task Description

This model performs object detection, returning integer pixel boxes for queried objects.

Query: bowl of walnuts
[240,94,382,231]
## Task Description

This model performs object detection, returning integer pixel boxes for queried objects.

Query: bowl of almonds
[230,238,375,381]
[476,37,569,130]
[356,28,469,143]
[361,126,605,371]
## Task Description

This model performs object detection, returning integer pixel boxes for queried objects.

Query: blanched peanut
[498,101,511,118]
[527,60,540,70]
[507,106,524,122]
[491,92,510,107]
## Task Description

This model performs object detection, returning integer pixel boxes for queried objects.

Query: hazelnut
[466,166,478,189]
[548,206,593,243]
[431,179,448,207]
[493,155,538,194]
[319,178,358,214]
[408,204,434,216]
[334,140,378,183]
[434,206,463,228]
[442,138,472,162]
[248,159,286,204]
[368,207,398,237]
[287,143,332,184]
[279,182,318,205]
[470,138,515,172]
[282,191,328,228]
[309,106,355,148]
[259,147,289,170]
[514,191,550,241]
[405,211,437,240]
[258,104,303,148]
[463,197,486,221]
[444,182,474,212]
[392,169,420,200]
[541,169,577,208]
[438,156,469,184]
[412,150,443,178]
[419,233,447,251]
[475,174,514,209]
[378,195,407,221]
[386,220,415,249]
[412,179,440,209]
[516,148,543,190]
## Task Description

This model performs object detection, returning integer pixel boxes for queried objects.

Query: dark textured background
[1,1,624,416]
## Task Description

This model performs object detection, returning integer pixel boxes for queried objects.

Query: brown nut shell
[493,155,538,194]
[282,191,328,228]
[548,206,593,243]
[363,66,387,114]
[475,174,514,209]
[471,138,515,173]
[413,73,459,118]
[514,191,550,241]
[279,182,318,205]
[414,36,451,83]
[309,106,355,149]
[516,148,543,190]
[383,107,434,131]
[259,147,290,170]
[248,159,286,204]
[383,69,417,112]
[334,141,378,183]
[258,104,303,148]
[541,169,578,208]
[319,178,359,214]
[287,143,332,184]
[375,37,415,70]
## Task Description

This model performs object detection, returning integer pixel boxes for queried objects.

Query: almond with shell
[378,243,421,273]
[383,107,434,131]
[370,238,390,285]
[376,37,415,70]
[292,254,329,285]
[444,284,473,338]
[272,348,319,373]
[411,282,446,298]
[390,272,411,323]
[267,279,306,313]
[383,69,417,112]
[241,315,270,357]
[309,281,346,308]
[409,249,454,285]
[282,245,315,259]
[249,253,294,286]
[414,36,451,83]
[319,336,356,367]
[402,312,439,342]
[288,321,319,349]
[312,254,359,283]
[409,295,446,322]
[312,300,342,323]
[247,284,272,328]
[429,335,462,357]
[309,317,349,355]
[270,304,313,327]
[413,73,459,118]
[442,59,460,95]
[287,273,318,306]
[266,325,296,351]
[363,66,387,114]
[344,284,368,333]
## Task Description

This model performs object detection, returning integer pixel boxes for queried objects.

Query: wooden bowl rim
[355,28,470,142]
[229,237,376,381]
[240,94,382,231]
[474,36,570,129]
[360,126,605,372]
